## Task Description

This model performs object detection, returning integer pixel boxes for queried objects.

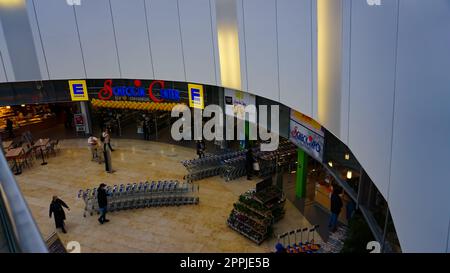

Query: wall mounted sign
[73,114,85,132]
[188,83,204,109]
[97,79,180,102]
[224,88,256,121]
[289,110,325,162]
[68,80,89,101]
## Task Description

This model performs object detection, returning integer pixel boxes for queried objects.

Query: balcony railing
[0,149,48,253]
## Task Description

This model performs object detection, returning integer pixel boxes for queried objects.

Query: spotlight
[347,171,352,179]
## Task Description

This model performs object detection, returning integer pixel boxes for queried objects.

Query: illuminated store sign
[69,80,89,101]
[188,83,204,109]
[98,80,180,102]
[289,110,324,161]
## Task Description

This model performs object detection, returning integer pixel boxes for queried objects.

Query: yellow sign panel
[291,110,323,135]
[68,80,89,101]
[188,83,204,109]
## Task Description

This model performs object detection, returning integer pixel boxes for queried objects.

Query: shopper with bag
[87,134,99,161]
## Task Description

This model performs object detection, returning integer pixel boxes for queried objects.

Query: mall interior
[0,0,449,253]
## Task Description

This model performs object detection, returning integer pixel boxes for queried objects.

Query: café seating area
[2,131,59,175]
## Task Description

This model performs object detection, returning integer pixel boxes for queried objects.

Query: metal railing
[0,150,48,253]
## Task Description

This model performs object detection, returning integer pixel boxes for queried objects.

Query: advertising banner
[289,111,324,162]
[74,114,85,132]
[224,89,256,122]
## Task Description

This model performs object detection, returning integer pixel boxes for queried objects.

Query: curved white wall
[0,0,449,252]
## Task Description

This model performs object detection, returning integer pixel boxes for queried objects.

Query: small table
[5,147,24,175]
[33,138,50,166]
[2,140,13,150]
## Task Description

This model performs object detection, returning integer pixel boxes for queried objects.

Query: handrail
[0,150,48,253]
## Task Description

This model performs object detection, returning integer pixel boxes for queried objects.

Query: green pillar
[240,120,250,150]
[296,149,308,199]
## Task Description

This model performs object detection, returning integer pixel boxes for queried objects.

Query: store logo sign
[290,126,322,153]
[98,80,180,102]
[188,83,204,109]
[289,119,324,161]
[69,80,89,101]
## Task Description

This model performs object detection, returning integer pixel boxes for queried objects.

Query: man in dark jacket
[329,187,343,232]
[49,196,70,233]
[97,183,110,224]
[246,148,254,180]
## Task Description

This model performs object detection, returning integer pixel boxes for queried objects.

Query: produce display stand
[227,185,285,245]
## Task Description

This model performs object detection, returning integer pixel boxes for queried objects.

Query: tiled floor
[14,138,321,253]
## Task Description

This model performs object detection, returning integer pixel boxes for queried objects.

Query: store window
[0,83,15,106]
[323,130,361,196]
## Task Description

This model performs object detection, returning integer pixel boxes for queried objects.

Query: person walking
[97,183,110,224]
[245,148,254,180]
[101,135,113,173]
[49,196,70,233]
[87,134,99,161]
[102,128,114,152]
[143,116,151,141]
[196,140,205,158]
[329,187,343,232]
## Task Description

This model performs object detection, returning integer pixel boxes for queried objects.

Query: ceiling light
[345,153,350,160]
[347,171,352,179]
[328,161,333,167]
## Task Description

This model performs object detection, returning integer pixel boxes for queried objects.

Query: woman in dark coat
[49,196,70,233]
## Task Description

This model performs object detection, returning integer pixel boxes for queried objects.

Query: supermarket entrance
[91,107,171,141]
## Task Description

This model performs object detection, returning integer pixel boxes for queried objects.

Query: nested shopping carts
[77,180,199,217]
[182,151,246,182]
[220,155,247,181]
[276,225,321,253]
[257,140,297,178]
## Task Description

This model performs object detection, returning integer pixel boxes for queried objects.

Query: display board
[224,89,256,122]
[73,114,85,132]
[289,110,325,162]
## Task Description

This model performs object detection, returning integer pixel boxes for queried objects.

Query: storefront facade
[0,79,221,142]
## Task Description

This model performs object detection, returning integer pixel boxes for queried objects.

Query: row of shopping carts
[276,225,321,253]
[181,140,298,183]
[77,180,199,217]
[258,141,298,178]
[220,155,247,181]
[182,151,247,182]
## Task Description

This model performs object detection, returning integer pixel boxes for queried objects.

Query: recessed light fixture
[347,171,352,179]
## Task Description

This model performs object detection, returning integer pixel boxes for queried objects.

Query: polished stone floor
[15,138,321,253]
